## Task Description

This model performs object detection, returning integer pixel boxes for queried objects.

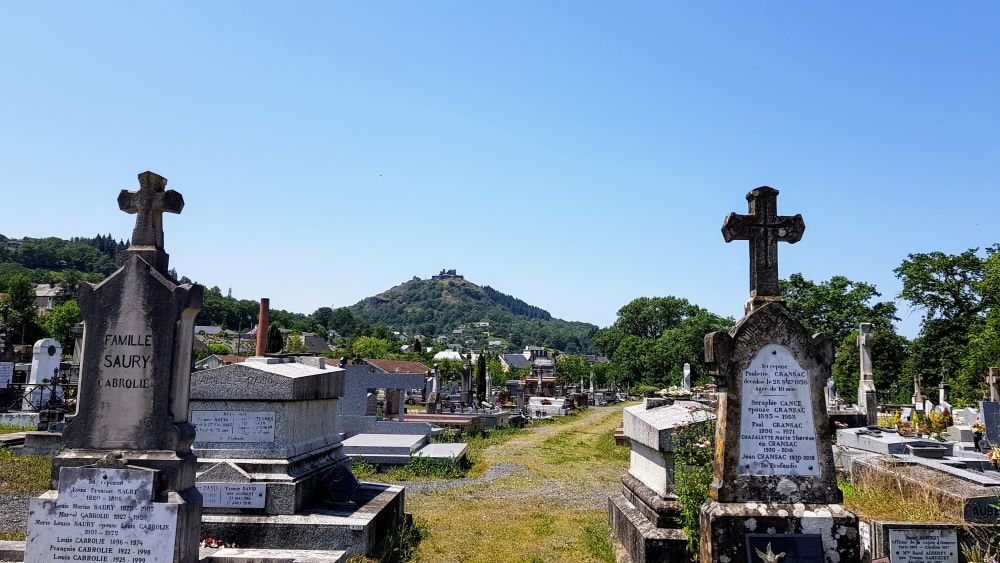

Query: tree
[1,274,40,343]
[780,273,899,343]
[598,296,731,390]
[557,354,591,386]
[208,342,232,355]
[894,245,998,403]
[351,336,391,359]
[285,331,307,354]
[411,337,422,354]
[265,324,283,354]
[476,353,487,402]
[40,299,81,354]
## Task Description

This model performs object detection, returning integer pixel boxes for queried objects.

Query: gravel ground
[0,493,34,536]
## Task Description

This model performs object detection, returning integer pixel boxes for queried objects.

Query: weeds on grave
[581,521,616,562]
[0,448,51,493]
[672,419,715,556]
[839,461,964,523]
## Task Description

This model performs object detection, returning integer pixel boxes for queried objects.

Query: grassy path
[403,405,629,562]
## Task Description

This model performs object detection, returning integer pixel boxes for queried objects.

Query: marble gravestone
[858,322,878,425]
[27,171,204,563]
[700,187,859,562]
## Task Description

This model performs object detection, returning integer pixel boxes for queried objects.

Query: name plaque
[0,362,12,387]
[738,344,819,476]
[192,410,276,443]
[197,483,266,508]
[888,529,958,563]
[25,466,177,563]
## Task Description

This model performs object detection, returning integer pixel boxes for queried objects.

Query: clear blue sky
[2,2,998,338]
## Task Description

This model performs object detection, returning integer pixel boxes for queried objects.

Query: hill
[350,276,599,353]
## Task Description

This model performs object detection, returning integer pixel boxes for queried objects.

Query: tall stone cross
[722,186,805,298]
[117,171,184,273]
[118,171,184,250]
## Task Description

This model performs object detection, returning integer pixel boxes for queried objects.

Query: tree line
[595,245,1000,408]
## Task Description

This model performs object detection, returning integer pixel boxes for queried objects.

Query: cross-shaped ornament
[117,171,184,250]
[722,186,804,298]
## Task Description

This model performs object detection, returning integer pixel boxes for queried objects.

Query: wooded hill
[350,277,599,353]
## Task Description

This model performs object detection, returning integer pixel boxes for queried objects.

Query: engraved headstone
[700,186,858,563]
[858,322,878,425]
[887,528,958,563]
[980,401,1000,446]
[29,171,203,563]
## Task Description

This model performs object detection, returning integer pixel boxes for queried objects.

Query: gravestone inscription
[887,528,958,563]
[739,344,818,475]
[191,410,276,443]
[198,483,266,509]
[25,466,179,563]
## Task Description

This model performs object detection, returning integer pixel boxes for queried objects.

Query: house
[34,284,61,314]
[194,354,249,371]
[431,269,464,280]
[302,333,332,355]
[195,325,224,336]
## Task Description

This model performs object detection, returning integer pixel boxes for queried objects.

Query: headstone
[700,186,858,563]
[887,528,958,563]
[681,362,691,392]
[825,377,837,408]
[912,374,925,406]
[900,407,914,423]
[23,337,62,409]
[980,401,1000,446]
[28,171,203,563]
[857,322,877,425]
[952,407,977,426]
[939,381,948,405]
[924,399,935,414]
[609,399,715,562]
[987,367,1000,402]
[0,360,12,388]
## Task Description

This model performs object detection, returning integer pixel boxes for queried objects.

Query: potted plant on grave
[972,419,985,451]
[897,420,914,437]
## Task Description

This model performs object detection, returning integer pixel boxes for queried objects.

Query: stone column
[255,298,270,356]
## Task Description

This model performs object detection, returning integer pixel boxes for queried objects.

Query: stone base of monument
[16,430,63,458]
[200,482,405,558]
[608,474,688,563]
[700,500,859,562]
[200,546,348,562]
[25,464,202,563]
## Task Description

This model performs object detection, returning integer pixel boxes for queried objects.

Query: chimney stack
[255,298,270,356]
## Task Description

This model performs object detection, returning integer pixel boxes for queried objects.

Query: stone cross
[118,171,184,251]
[722,186,805,297]
[988,367,1000,402]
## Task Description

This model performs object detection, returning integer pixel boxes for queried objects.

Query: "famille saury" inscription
[100,333,153,390]
[738,344,819,476]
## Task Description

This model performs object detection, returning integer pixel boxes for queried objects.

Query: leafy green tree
[285,331,307,354]
[895,245,998,403]
[351,336,391,359]
[40,299,82,354]
[779,273,899,343]
[1,274,40,343]
[557,354,591,386]
[598,296,731,390]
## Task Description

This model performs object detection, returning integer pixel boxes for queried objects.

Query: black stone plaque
[980,401,1000,446]
[745,534,824,562]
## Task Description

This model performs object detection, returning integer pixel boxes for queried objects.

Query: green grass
[0,423,34,435]
[0,448,51,493]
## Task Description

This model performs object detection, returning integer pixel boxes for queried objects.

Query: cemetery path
[396,404,630,562]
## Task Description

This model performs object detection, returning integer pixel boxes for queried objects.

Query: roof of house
[303,335,331,354]
[195,325,224,335]
[34,284,61,298]
[365,359,431,374]
[501,354,531,370]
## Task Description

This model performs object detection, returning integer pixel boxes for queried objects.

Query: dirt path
[395,405,629,562]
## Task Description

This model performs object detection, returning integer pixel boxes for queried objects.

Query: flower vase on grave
[973,432,983,452]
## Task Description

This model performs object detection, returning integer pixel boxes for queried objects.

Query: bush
[208,343,232,355]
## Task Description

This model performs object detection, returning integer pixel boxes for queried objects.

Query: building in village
[502,345,557,396]
[33,283,61,314]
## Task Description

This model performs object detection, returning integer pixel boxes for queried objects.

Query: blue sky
[1,2,998,338]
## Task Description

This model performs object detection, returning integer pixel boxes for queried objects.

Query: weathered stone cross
[117,171,184,250]
[722,186,804,297]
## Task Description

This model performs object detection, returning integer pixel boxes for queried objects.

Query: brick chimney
[255,298,270,356]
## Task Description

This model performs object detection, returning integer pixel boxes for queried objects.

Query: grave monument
[858,322,877,425]
[700,186,859,562]
[26,171,204,562]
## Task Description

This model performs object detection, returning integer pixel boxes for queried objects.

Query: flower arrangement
[972,419,986,434]
[987,447,1000,464]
